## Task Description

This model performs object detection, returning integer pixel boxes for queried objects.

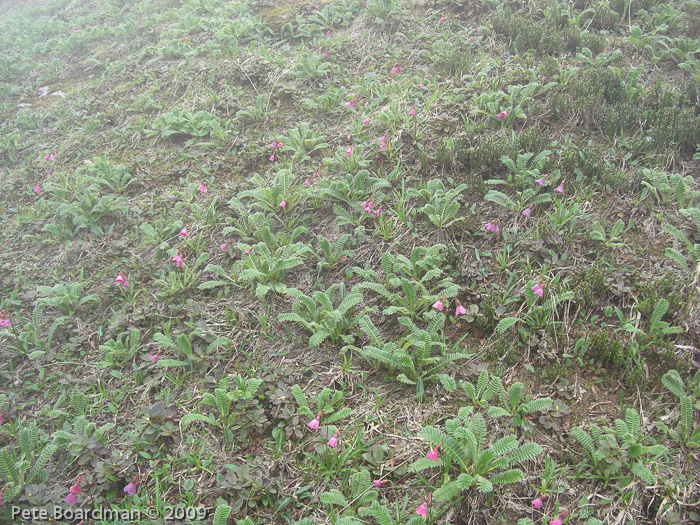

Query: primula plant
[409,409,543,502]
[278,282,364,346]
[347,313,470,401]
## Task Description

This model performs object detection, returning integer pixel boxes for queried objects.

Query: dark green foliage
[685,0,700,37]
[636,276,683,319]
[492,11,602,56]
[455,128,552,175]
[580,267,606,308]
[590,329,623,367]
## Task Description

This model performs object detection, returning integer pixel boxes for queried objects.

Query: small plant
[315,234,355,270]
[348,314,470,401]
[278,282,364,346]
[152,329,229,367]
[589,219,628,247]
[319,470,378,520]
[659,370,700,448]
[486,150,552,191]
[231,240,312,298]
[487,380,553,429]
[182,374,263,442]
[570,408,668,485]
[366,0,405,26]
[0,420,58,504]
[148,108,223,141]
[34,282,100,315]
[460,370,502,408]
[640,169,700,208]
[665,207,700,275]
[292,385,353,427]
[97,328,141,369]
[410,409,543,501]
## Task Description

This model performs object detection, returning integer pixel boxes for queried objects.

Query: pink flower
[278,139,283,148]
[328,429,340,448]
[70,478,83,495]
[271,141,277,149]
[0,410,4,424]
[308,411,322,430]
[363,117,370,125]
[345,98,357,108]
[280,199,287,208]
[270,153,275,162]
[373,480,386,488]
[379,135,387,150]
[373,206,383,217]
[74,26,79,33]
[244,248,252,255]
[322,51,328,58]
[485,221,499,232]
[416,502,428,517]
[418,83,424,88]
[391,67,397,74]
[115,271,129,288]
[34,183,42,194]
[0,311,10,327]
[536,174,549,186]
[0,486,5,505]
[409,106,415,116]
[531,280,544,298]
[433,296,444,312]
[427,444,440,460]
[523,207,531,217]
[555,180,565,194]
[440,16,445,21]
[496,109,508,120]
[123,475,138,496]
[151,350,162,363]
[65,476,83,504]
[44,153,55,161]
[455,300,467,317]
[172,249,183,267]
[303,178,310,187]
[532,498,543,509]
[549,520,563,525]
[180,225,188,237]
[327,29,331,35]
[397,65,403,73]
[198,182,206,192]
[220,242,229,251]
[346,145,353,155]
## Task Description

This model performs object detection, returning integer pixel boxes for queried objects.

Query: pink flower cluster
[269,138,283,162]
[378,135,387,150]
[64,476,83,505]
[114,271,129,288]
[307,411,342,448]
[345,98,357,108]
[0,310,10,327]
[172,248,183,267]
[531,280,544,298]
[390,64,403,74]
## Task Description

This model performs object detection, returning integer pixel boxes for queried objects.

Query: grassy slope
[1,0,700,523]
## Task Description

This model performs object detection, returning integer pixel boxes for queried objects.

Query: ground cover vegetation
[0,0,699,522]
